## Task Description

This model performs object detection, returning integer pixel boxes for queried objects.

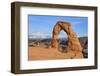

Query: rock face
[51,21,83,58]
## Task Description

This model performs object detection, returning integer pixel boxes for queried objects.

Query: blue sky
[28,15,88,38]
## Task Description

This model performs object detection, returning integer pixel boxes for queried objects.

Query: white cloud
[71,22,81,26]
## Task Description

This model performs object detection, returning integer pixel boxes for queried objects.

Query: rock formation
[51,21,83,58]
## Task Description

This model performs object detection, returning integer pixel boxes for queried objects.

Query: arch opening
[58,30,68,53]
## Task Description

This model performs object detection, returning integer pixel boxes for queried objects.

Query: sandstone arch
[51,21,83,58]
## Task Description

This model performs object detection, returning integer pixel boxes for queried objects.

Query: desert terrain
[28,37,88,60]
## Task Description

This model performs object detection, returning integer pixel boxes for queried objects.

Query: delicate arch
[51,21,83,58]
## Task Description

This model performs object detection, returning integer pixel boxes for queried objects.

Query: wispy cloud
[71,22,81,26]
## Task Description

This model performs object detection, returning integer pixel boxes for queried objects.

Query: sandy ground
[28,46,72,60]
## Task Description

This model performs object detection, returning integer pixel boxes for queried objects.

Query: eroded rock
[51,21,83,58]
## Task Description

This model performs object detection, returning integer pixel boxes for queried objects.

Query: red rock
[51,21,83,58]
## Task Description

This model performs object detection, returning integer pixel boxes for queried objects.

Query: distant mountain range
[29,32,67,39]
[29,34,88,48]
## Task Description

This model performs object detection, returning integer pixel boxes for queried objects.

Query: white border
[20,6,95,70]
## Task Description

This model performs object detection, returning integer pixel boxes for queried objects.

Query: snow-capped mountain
[29,32,51,39]
[28,32,67,39]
